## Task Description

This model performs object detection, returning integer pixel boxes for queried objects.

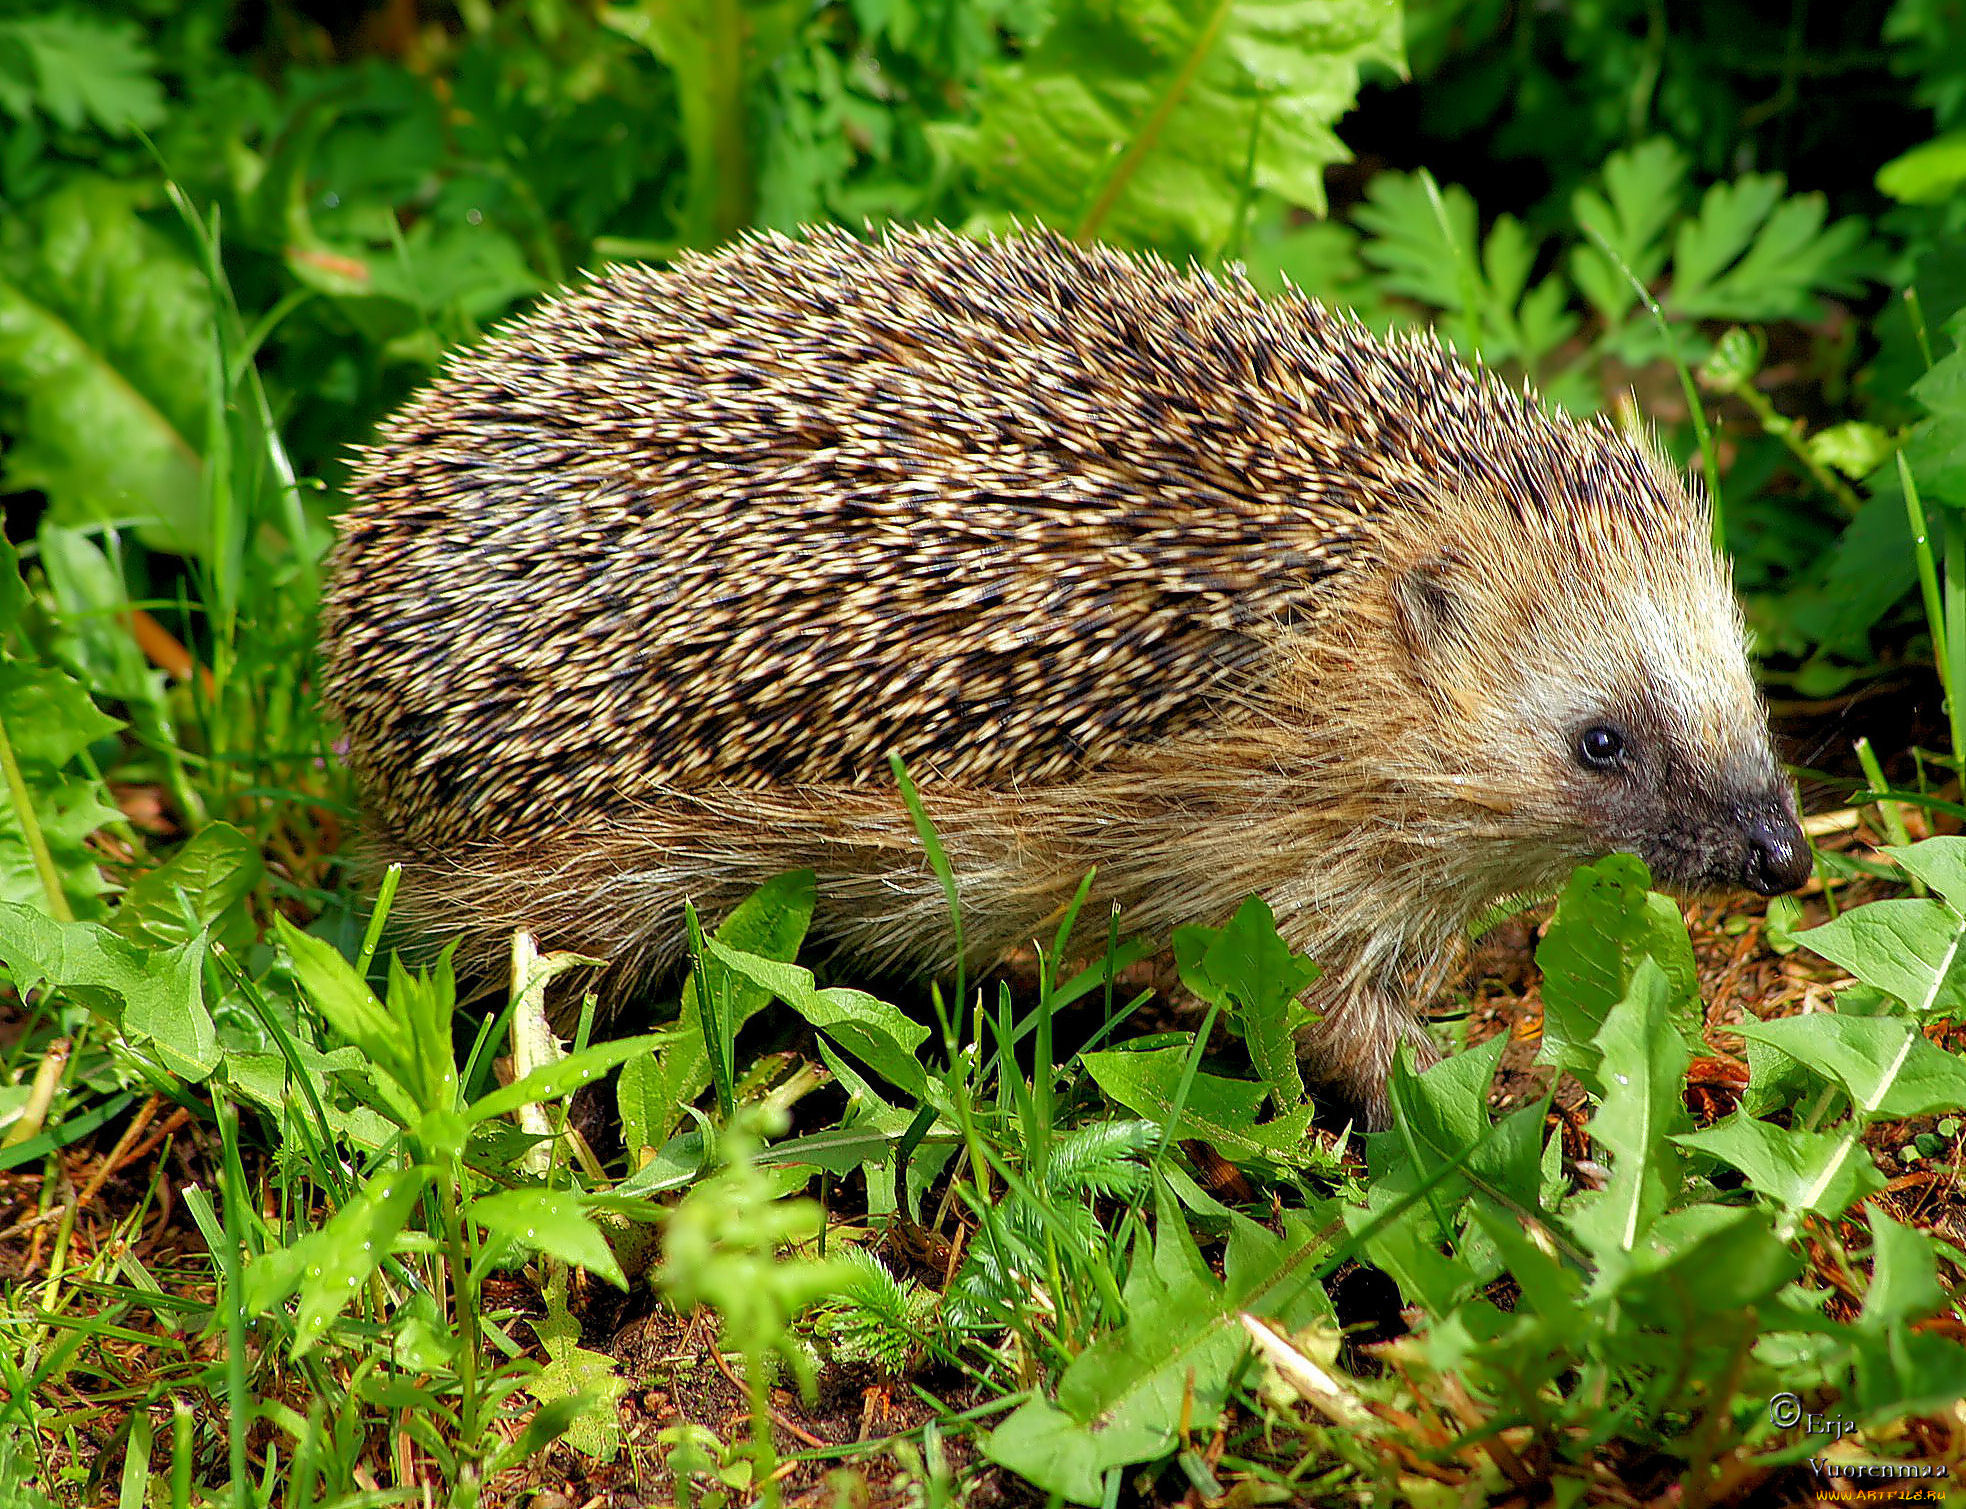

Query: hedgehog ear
[1393,559,1476,668]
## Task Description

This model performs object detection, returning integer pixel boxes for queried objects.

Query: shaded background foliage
[3,2,1966,1504]
[0,0,1959,695]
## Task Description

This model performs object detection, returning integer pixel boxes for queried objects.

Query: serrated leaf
[1173,895,1317,1108]
[1570,138,1685,321]
[1568,959,1688,1268]
[1740,1013,1966,1121]
[0,16,165,134]
[0,768,120,919]
[523,1268,629,1461]
[1081,1045,1316,1167]
[1355,169,1477,311]
[0,901,217,1079]
[1674,1110,1886,1219]
[950,0,1402,253]
[1669,174,1869,323]
[471,1188,627,1289]
[0,656,122,770]
[0,538,125,921]
[1535,854,1701,1091]
[617,870,814,1153]
[706,941,929,1098]
[0,178,212,553]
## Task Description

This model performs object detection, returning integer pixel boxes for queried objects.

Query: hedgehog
[318,225,1810,1127]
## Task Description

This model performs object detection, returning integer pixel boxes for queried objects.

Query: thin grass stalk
[1901,452,1949,695]
[0,712,73,923]
[1854,738,1921,896]
[1075,0,1236,244]
[1946,510,1966,775]
[216,1101,251,1509]
[1582,223,1726,555]
[1423,171,1484,358]
[686,902,736,1123]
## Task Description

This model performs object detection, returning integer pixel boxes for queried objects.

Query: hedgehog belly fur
[320,225,1804,1126]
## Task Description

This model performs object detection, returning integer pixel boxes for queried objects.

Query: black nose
[1742,804,1811,895]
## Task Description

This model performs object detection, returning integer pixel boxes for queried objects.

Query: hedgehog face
[1388,518,1810,903]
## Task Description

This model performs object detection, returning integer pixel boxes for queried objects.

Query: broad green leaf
[1081,1045,1317,1167]
[1371,1035,1542,1212]
[1570,138,1685,321]
[985,1180,1307,1504]
[110,822,262,949]
[1849,1327,1966,1425]
[469,1034,667,1124]
[1807,421,1896,481]
[0,16,165,134]
[1858,1208,1947,1334]
[0,178,212,553]
[1535,854,1701,1090]
[471,1188,628,1289]
[949,0,1402,253]
[706,941,929,1098]
[1173,894,1318,1108]
[616,870,815,1152]
[289,1163,436,1355]
[1674,1111,1886,1219]
[276,916,415,1098]
[1614,1203,1798,1319]
[1884,837,1966,911]
[0,535,125,918]
[1568,959,1688,1270]
[1798,896,1966,1015]
[1877,132,1966,205]
[0,901,217,1079]
[603,0,805,242]
[1740,1014,1966,1121]
[1469,1201,1584,1325]
[523,1268,629,1461]
[35,524,184,759]
[1348,1043,1523,1313]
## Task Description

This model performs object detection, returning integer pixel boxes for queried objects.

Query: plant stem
[1724,379,1863,515]
[0,712,73,923]
[217,1101,251,1509]
[1946,506,1966,775]
[1854,738,1921,896]
[1076,0,1235,243]
[441,1176,484,1506]
[1583,222,1726,554]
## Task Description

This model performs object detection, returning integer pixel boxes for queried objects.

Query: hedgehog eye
[1577,725,1628,772]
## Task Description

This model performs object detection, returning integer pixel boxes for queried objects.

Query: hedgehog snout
[1738,796,1811,895]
